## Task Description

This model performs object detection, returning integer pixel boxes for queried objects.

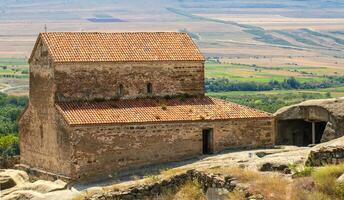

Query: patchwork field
[205,63,342,82]
[0,0,344,110]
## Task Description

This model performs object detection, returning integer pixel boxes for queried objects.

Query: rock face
[274,98,344,146]
[337,173,344,183]
[0,175,16,190]
[0,169,29,189]
[322,122,337,142]
[0,169,79,200]
[306,136,344,166]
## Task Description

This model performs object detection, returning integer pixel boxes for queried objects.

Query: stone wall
[19,39,72,177]
[54,61,204,102]
[70,118,274,180]
[306,146,344,166]
[87,170,241,200]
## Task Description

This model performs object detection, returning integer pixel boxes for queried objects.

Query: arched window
[147,83,153,95]
[118,84,124,97]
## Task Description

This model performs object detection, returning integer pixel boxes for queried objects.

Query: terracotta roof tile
[31,32,204,62]
[55,97,272,126]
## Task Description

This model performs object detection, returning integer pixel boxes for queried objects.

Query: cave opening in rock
[277,120,327,146]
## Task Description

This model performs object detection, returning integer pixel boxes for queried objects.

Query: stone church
[19,32,275,181]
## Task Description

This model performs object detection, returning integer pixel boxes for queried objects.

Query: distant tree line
[210,92,330,113]
[205,76,344,92]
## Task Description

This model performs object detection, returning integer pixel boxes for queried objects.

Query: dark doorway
[277,120,327,146]
[314,122,327,143]
[202,129,213,155]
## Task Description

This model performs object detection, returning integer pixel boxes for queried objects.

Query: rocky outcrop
[1,175,17,190]
[0,169,79,200]
[274,98,344,144]
[306,136,344,166]
[322,122,337,142]
[275,98,344,121]
[337,173,344,183]
[0,169,29,189]
[306,146,344,166]
[259,162,291,174]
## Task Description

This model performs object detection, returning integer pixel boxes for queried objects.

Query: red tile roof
[30,32,204,62]
[55,97,272,126]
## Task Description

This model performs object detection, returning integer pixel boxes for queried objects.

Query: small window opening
[147,83,153,95]
[118,84,124,97]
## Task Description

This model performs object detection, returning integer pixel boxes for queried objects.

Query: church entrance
[202,129,213,154]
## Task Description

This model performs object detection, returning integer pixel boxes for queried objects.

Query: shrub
[0,134,19,156]
[289,163,314,177]
[312,164,344,195]
[335,182,344,199]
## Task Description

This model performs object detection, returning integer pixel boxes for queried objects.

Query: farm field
[205,62,344,112]
[1,60,343,104]
[1,0,344,110]
[207,89,342,113]
[205,63,344,83]
[1,0,344,70]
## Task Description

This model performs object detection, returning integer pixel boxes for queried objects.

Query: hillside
[0,0,344,110]
[1,0,344,70]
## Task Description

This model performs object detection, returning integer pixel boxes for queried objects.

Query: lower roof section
[55,96,272,126]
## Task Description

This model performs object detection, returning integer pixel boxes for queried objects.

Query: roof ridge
[40,31,188,34]
[30,31,204,63]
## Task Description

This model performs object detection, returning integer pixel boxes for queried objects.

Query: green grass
[205,63,327,83]
[0,58,29,78]
[207,90,334,113]
[0,58,27,66]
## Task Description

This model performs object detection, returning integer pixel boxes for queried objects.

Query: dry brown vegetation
[153,180,206,200]
[74,164,344,200]
[207,167,290,200]
[290,164,344,200]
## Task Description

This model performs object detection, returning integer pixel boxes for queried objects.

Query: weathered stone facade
[70,119,274,180]
[19,32,275,181]
[54,61,204,101]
